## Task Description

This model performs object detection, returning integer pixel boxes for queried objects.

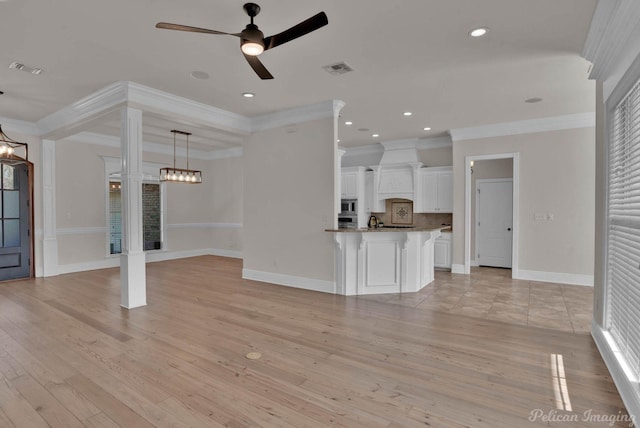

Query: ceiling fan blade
[156,22,238,36]
[263,12,328,50]
[243,54,274,80]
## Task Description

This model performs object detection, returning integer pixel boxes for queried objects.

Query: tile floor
[360,267,593,334]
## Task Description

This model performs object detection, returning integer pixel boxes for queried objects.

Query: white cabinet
[341,172,358,198]
[417,167,453,213]
[365,171,374,212]
[365,170,385,213]
[434,231,452,269]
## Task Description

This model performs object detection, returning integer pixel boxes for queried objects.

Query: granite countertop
[326,226,452,233]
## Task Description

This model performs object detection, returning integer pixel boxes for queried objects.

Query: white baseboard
[470,259,480,267]
[57,258,120,275]
[517,269,594,286]
[591,323,640,422]
[242,269,336,294]
[451,263,466,274]
[55,248,243,275]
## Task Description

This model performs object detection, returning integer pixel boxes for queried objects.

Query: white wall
[53,137,243,271]
[242,117,336,291]
[452,127,595,280]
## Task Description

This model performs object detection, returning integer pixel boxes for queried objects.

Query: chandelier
[159,130,202,183]
[0,124,28,165]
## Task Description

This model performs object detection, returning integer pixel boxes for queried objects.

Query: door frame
[464,153,519,277]
[475,178,513,268]
[0,161,35,280]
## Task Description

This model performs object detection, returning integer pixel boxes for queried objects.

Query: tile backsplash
[372,199,452,229]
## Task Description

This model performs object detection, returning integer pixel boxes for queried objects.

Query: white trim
[55,248,243,276]
[416,136,453,150]
[517,269,594,286]
[591,323,640,422]
[37,82,127,140]
[208,147,243,160]
[0,117,41,136]
[146,248,242,262]
[127,82,251,134]
[583,0,640,86]
[451,263,465,274]
[251,100,344,132]
[56,227,107,236]
[167,222,242,229]
[464,153,519,277]
[450,113,595,142]
[242,269,336,294]
[340,143,383,159]
[470,259,480,267]
[57,258,120,275]
[65,132,233,160]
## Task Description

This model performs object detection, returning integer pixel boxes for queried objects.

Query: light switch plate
[534,213,545,221]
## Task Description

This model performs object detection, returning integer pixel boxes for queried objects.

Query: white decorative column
[120,107,146,309]
[41,139,58,276]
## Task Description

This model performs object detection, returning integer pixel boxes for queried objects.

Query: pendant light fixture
[160,130,202,183]
[0,124,28,165]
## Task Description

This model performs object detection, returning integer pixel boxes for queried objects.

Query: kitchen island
[326,226,448,295]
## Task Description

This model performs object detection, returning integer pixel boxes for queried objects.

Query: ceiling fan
[156,3,328,80]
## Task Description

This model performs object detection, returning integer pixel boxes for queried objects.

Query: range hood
[372,140,423,201]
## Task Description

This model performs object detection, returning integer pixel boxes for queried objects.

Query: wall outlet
[534,213,545,221]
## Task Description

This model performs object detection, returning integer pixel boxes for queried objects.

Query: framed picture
[391,201,413,225]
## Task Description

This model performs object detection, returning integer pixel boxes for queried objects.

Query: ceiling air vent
[322,62,353,76]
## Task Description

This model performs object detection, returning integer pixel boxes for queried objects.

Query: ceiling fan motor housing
[243,3,261,18]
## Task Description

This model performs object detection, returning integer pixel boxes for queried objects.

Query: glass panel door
[0,164,31,280]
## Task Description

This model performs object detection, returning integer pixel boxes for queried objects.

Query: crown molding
[206,147,243,160]
[583,0,640,82]
[64,132,215,160]
[449,112,595,142]
[126,82,251,134]
[36,81,252,141]
[0,117,42,136]
[341,136,452,158]
[341,143,383,158]
[416,136,452,150]
[251,99,345,132]
[37,82,127,140]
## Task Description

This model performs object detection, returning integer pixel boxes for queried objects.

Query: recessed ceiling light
[345,121,353,126]
[242,92,255,98]
[190,71,209,80]
[372,134,379,138]
[403,112,412,116]
[525,97,543,103]
[469,27,488,38]
[337,139,340,143]
[423,127,432,131]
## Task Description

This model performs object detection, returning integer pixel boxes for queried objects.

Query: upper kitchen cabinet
[341,170,358,198]
[417,167,453,213]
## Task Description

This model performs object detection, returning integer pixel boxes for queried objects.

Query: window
[607,75,640,382]
[0,165,20,248]
[109,181,163,254]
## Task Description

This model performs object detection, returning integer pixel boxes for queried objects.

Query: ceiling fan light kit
[156,3,328,79]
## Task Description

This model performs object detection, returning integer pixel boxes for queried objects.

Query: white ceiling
[0,0,597,149]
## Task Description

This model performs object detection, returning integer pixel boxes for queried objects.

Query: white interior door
[476,179,513,268]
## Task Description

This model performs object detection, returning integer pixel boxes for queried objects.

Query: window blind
[608,76,640,381]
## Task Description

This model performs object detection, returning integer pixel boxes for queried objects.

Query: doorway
[0,163,33,281]
[463,153,519,277]
[476,179,513,268]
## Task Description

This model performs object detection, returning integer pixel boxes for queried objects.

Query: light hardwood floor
[0,256,632,427]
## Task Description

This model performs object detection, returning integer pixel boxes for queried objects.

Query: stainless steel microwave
[340,199,357,215]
